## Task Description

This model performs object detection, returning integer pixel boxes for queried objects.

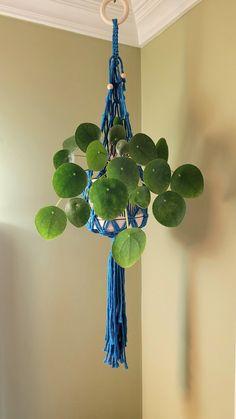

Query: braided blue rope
[84,20,148,369]
[101,19,132,153]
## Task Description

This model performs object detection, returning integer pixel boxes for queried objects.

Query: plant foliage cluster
[35,117,204,268]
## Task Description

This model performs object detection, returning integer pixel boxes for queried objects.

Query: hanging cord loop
[101,18,132,153]
[100,0,129,26]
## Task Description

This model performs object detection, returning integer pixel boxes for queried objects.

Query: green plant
[35,119,204,268]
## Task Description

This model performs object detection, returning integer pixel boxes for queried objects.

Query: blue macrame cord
[83,19,148,369]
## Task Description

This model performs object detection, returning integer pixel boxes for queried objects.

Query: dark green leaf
[107,157,139,193]
[129,133,157,165]
[65,198,90,228]
[108,125,126,145]
[75,123,101,152]
[152,191,186,227]
[144,158,171,194]
[156,138,169,161]
[53,163,87,198]
[171,164,204,198]
[53,149,71,169]
[113,116,123,126]
[116,139,129,156]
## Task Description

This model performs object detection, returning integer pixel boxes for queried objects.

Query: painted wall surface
[0,16,142,419]
[141,0,236,418]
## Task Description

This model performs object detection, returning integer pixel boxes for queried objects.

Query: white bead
[121,73,126,79]
[107,83,113,90]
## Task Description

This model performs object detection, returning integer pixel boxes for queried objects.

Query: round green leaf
[53,149,71,169]
[156,138,169,161]
[144,158,171,194]
[129,133,157,165]
[63,135,77,152]
[108,125,126,145]
[65,198,90,228]
[171,164,204,198]
[75,123,101,152]
[35,206,67,240]
[113,116,123,126]
[116,139,129,156]
[129,185,151,208]
[89,178,128,220]
[53,163,87,198]
[112,228,146,268]
[107,157,139,193]
[152,191,186,227]
[86,140,108,171]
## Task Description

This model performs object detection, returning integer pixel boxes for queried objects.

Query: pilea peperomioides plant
[35,118,204,268]
[35,17,204,369]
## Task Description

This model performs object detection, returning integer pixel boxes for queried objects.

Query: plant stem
[56,198,62,207]
[125,208,129,228]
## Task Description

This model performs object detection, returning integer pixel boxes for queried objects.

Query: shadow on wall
[171,95,236,419]
[173,120,236,254]
[0,224,40,418]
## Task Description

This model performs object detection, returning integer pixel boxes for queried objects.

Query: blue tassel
[104,251,128,369]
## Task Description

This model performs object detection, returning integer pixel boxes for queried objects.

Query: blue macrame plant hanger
[84,19,148,368]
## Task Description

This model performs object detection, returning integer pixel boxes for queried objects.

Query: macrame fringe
[104,251,128,369]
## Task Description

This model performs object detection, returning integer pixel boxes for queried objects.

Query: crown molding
[0,0,139,47]
[133,0,202,47]
[0,0,202,48]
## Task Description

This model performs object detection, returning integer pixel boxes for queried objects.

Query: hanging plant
[35,4,204,369]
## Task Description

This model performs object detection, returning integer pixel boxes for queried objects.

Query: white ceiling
[0,0,201,47]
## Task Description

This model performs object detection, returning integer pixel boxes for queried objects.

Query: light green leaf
[89,178,128,220]
[86,140,108,171]
[63,135,77,152]
[129,185,151,208]
[35,206,67,240]
[112,228,146,268]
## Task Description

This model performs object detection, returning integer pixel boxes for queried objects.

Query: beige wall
[141,0,236,418]
[0,16,142,419]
